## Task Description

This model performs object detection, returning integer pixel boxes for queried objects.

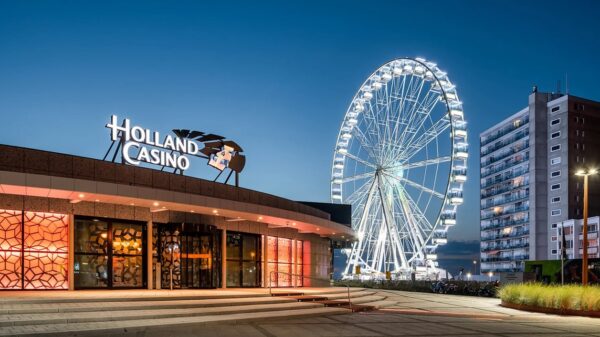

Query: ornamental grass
[499,283,600,311]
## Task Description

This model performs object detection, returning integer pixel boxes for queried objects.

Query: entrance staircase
[0,288,388,336]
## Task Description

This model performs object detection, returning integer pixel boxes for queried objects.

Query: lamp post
[473,260,478,275]
[575,168,598,286]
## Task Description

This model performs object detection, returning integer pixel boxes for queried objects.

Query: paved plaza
[3,288,598,337]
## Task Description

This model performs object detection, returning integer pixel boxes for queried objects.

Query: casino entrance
[157,223,221,289]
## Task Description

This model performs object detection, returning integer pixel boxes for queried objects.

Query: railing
[481,156,529,179]
[481,181,529,199]
[481,218,529,230]
[481,129,529,157]
[268,271,352,310]
[481,166,529,188]
[481,141,529,167]
[481,116,529,146]
[481,193,530,210]
[481,205,529,220]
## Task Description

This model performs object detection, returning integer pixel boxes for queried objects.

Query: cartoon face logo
[208,145,234,171]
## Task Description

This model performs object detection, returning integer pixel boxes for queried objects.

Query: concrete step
[0,307,349,336]
[344,295,386,304]
[315,290,376,300]
[0,296,298,315]
[287,295,329,302]
[0,301,324,327]
[358,300,397,309]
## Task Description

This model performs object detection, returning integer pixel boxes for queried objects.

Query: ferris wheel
[331,57,468,279]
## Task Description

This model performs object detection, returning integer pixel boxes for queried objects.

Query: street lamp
[575,168,598,285]
[473,260,478,275]
[488,271,494,281]
[466,272,472,281]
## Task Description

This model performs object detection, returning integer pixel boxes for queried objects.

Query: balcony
[481,155,529,179]
[481,180,529,199]
[481,129,529,157]
[481,115,529,147]
[481,242,530,252]
[481,205,529,220]
[481,140,529,167]
[481,229,530,242]
[481,218,529,231]
[481,192,530,210]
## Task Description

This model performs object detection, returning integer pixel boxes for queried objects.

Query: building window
[551,183,561,190]
[513,119,522,128]
[551,209,561,216]
[551,196,561,203]
[551,157,561,165]
[551,118,560,126]
[551,131,560,139]
[551,236,557,242]
[551,145,561,152]
[551,223,558,228]
[551,106,560,112]
[551,170,561,178]
[551,249,557,255]
[581,117,585,124]
[227,232,261,288]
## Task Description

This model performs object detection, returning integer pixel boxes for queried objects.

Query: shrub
[499,283,600,312]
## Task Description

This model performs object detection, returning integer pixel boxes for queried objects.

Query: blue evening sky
[1,0,599,243]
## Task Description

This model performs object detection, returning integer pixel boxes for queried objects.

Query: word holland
[106,115,199,170]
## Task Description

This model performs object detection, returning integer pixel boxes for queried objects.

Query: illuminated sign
[106,115,198,171]
[104,115,246,185]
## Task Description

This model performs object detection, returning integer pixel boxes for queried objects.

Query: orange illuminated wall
[267,236,308,287]
[0,210,69,290]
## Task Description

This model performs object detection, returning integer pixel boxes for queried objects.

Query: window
[227,232,262,288]
[551,209,561,216]
[582,131,585,137]
[551,223,558,228]
[551,131,560,139]
[551,157,561,165]
[551,170,561,177]
[551,106,560,112]
[581,117,585,124]
[551,196,561,203]
[551,249,557,255]
[551,118,560,126]
[551,236,557,242]
[551,183,561,190]
[551,145,561,152]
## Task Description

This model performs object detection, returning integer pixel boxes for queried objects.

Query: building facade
[552,216,600,259]
[480,90,600,272]
[0,144,354,290]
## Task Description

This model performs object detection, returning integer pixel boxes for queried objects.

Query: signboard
[104,115,245,185]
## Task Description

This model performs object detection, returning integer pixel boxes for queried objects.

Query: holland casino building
[0,117,354,290]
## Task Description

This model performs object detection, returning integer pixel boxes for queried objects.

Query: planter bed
[501,300,600,318]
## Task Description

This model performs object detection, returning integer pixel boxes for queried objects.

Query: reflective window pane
[74,254,108,288]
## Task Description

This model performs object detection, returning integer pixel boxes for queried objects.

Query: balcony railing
[481,168,530,189]
[481,140,529,167]
[481,218,529,231]
[481,192,530,210]
[481,115,529,147]
[481,129,529,157]
[481,242,530,252]
[481,156,529,180]
[481,181,529,199]
[481,229,530,242]
[481,205,529,220]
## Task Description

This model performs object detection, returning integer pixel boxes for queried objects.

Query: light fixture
[78,193,85,198]
[95,199,100,202]
[212,209,218,214]
[153,202,159,207]
[190,210,195,213]
[258,216,263,220]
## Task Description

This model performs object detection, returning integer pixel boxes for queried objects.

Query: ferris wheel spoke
[385,156,451,171]
[351,126,379,162]
[346,176,376,205]
[340,171,375,184]
[396,191,426,259]
[382,172,444,199]
[398,116,451,162]
[336,150,378,170]
[398,185,434,232]
[375,174,408,270]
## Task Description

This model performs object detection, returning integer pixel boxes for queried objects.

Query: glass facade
[480,112,531,272]
[157,223,220,289]
[226,232,261,287]
[74,217,146,289]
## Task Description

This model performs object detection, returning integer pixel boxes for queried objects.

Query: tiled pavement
[3,289,600,336]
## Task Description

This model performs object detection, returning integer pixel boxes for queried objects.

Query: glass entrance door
[180,233,213,289]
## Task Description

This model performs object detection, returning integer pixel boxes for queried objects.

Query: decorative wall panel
[0,210,69,290]
[0,210,22,289]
